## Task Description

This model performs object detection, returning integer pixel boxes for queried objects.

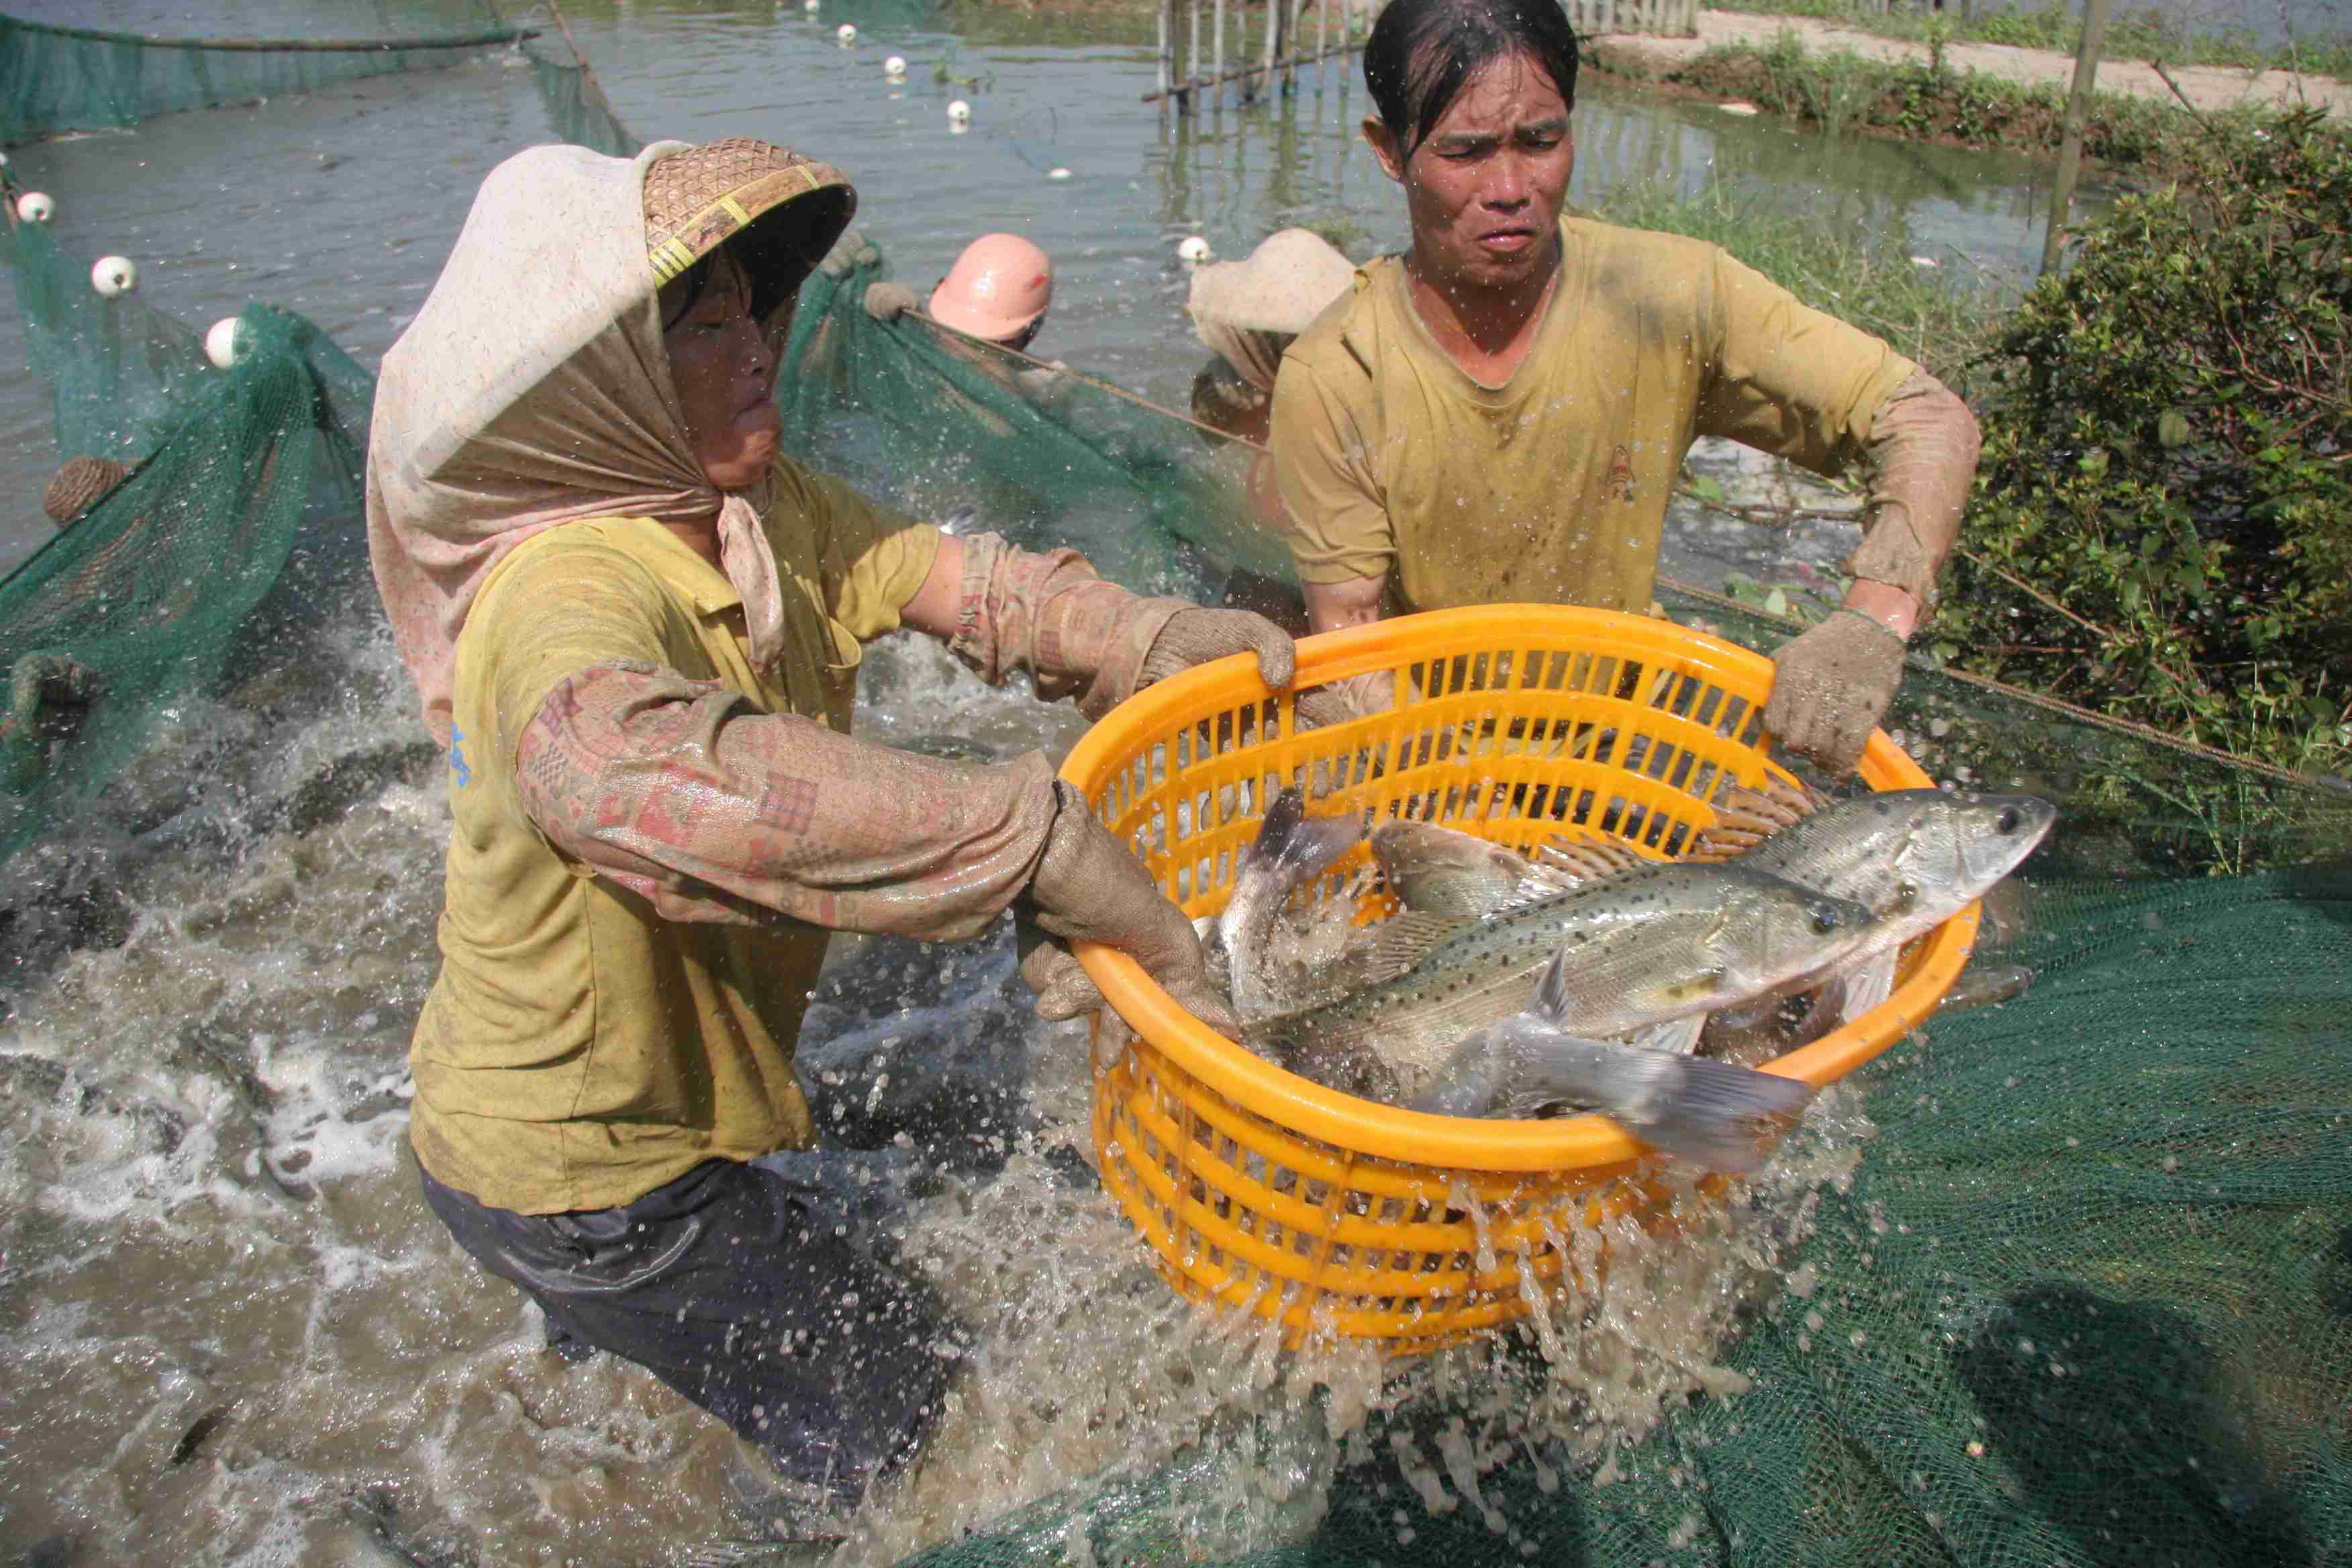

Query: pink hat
[928,232,1053,344]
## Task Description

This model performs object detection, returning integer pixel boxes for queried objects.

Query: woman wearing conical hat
[366,137,1296,1522]
[1268,0,1982,776]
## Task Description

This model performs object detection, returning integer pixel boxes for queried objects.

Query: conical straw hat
[642,138,856,322]
[1186,228,1358,392]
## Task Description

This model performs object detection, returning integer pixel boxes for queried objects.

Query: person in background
[863,232,1054,354]
[1268,0,1981,775]
[41,455,132,529]
[1185,228,1359,538]
[366,138,1295,1530]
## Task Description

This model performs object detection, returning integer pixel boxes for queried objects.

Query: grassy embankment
[1585,25,2300,173]
[1699,0,2352,81]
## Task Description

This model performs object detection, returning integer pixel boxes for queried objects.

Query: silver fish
[1408,1007,1818,1174]
[1738,789,2057,1022]
[1245,861,1875,1103]
[1368,820,1572,922]
[1207,786,1369,1021]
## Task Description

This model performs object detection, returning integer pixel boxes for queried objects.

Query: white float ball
[946,99,971,124]
[1177,235,1212,264]
[91,255,136,297]
[17,191,54,224]
[205,316,252,370]
[884,54,907,75]
[836,23,856,42]
[0,150,10,169]
[1047,166,1072,181]
[803,0,819,10]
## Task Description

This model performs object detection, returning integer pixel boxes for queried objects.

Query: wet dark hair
[1363,0,1581,158]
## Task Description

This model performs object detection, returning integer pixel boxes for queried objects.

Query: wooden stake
[2042,0,2112,275]
[1213,0,1226,111]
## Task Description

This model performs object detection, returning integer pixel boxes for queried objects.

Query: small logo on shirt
[450,726,473,789]
[1606,444,1637,504]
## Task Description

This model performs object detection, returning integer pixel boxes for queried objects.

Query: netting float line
[0,7,535,145]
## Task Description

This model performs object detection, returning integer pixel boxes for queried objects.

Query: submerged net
[0,287,373,856]
[0,5,527,146]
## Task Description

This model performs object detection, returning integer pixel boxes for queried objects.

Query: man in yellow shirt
[1269,0,1981,775]
[369,138,1297,1526]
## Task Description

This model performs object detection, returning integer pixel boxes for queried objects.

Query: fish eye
[1892,881,1919,911]
[1810,906,1843,935]
[1996,806,2022,834]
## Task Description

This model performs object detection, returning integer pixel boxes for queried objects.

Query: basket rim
[1063,603,1979,1174]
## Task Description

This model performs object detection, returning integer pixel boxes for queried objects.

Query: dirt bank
[1600,11,2352,119]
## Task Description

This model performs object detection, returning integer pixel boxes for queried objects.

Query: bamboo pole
[1213,0,1226,110]
[1316,0,1328,93]
[1157,0,1171,101]
[2041,0,2111,275]
[1139,37,1363,101]
[1188,0,1203,109]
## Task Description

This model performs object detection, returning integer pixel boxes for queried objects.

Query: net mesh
[0,220,373,853]
[0,5,524,146]
[3,49,2347,1562]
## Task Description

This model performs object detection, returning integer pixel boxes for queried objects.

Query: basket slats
[1065,606,1973,1350]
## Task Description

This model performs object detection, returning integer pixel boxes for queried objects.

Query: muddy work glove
[1763,609,1907,777]
[1017,781,1240,1036]
[1137,606,1294,691]
[863,281,922,322]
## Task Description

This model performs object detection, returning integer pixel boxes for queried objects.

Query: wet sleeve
[511,661,1059,936]
[1268,354,1395,586]
[1692,248,1920,479]
[775,460,946,640]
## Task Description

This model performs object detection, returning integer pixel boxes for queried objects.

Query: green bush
[1937,110,2352,774]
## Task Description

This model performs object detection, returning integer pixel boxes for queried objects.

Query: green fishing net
[0,260,374,852]
[0,5,526,146]
[0,49,2343,1563]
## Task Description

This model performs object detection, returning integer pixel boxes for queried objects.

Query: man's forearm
[513,660,1058,938]
[1847,371,1982,618]
[1302,572,1387,636]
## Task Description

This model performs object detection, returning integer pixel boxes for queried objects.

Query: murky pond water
[2,4,2078,1563]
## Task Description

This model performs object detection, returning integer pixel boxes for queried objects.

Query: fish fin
[1605,1056,1818,1174]
[1838,949,1900,1024]
[1362,910,1473,985]
[1532,827,1653,884]
[1404,1023,1524,1118]
[1479,1022,1819,1173]
[1628,1015,1706,1057]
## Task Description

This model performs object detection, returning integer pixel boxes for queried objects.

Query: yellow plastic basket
[1062,605,1979,1354]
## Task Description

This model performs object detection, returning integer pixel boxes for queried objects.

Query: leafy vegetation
[1932,109,2351,776]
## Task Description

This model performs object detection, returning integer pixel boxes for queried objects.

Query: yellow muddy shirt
[408,459,942,1215]
[1268,217,1918,615]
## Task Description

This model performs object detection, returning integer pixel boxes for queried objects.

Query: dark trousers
[416,1150,961,1506]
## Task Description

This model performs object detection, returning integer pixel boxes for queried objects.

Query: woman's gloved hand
[1018,781,1240,1037]
[1763,609,1908,777]
[863,281,922,322]
[1137,607,1295,692]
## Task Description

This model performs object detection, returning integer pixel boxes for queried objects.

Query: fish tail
[1485,1020,1818,1174]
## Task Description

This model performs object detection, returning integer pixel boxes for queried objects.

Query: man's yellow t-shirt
[409,459,942,1216]
[1268,217,1918,616]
